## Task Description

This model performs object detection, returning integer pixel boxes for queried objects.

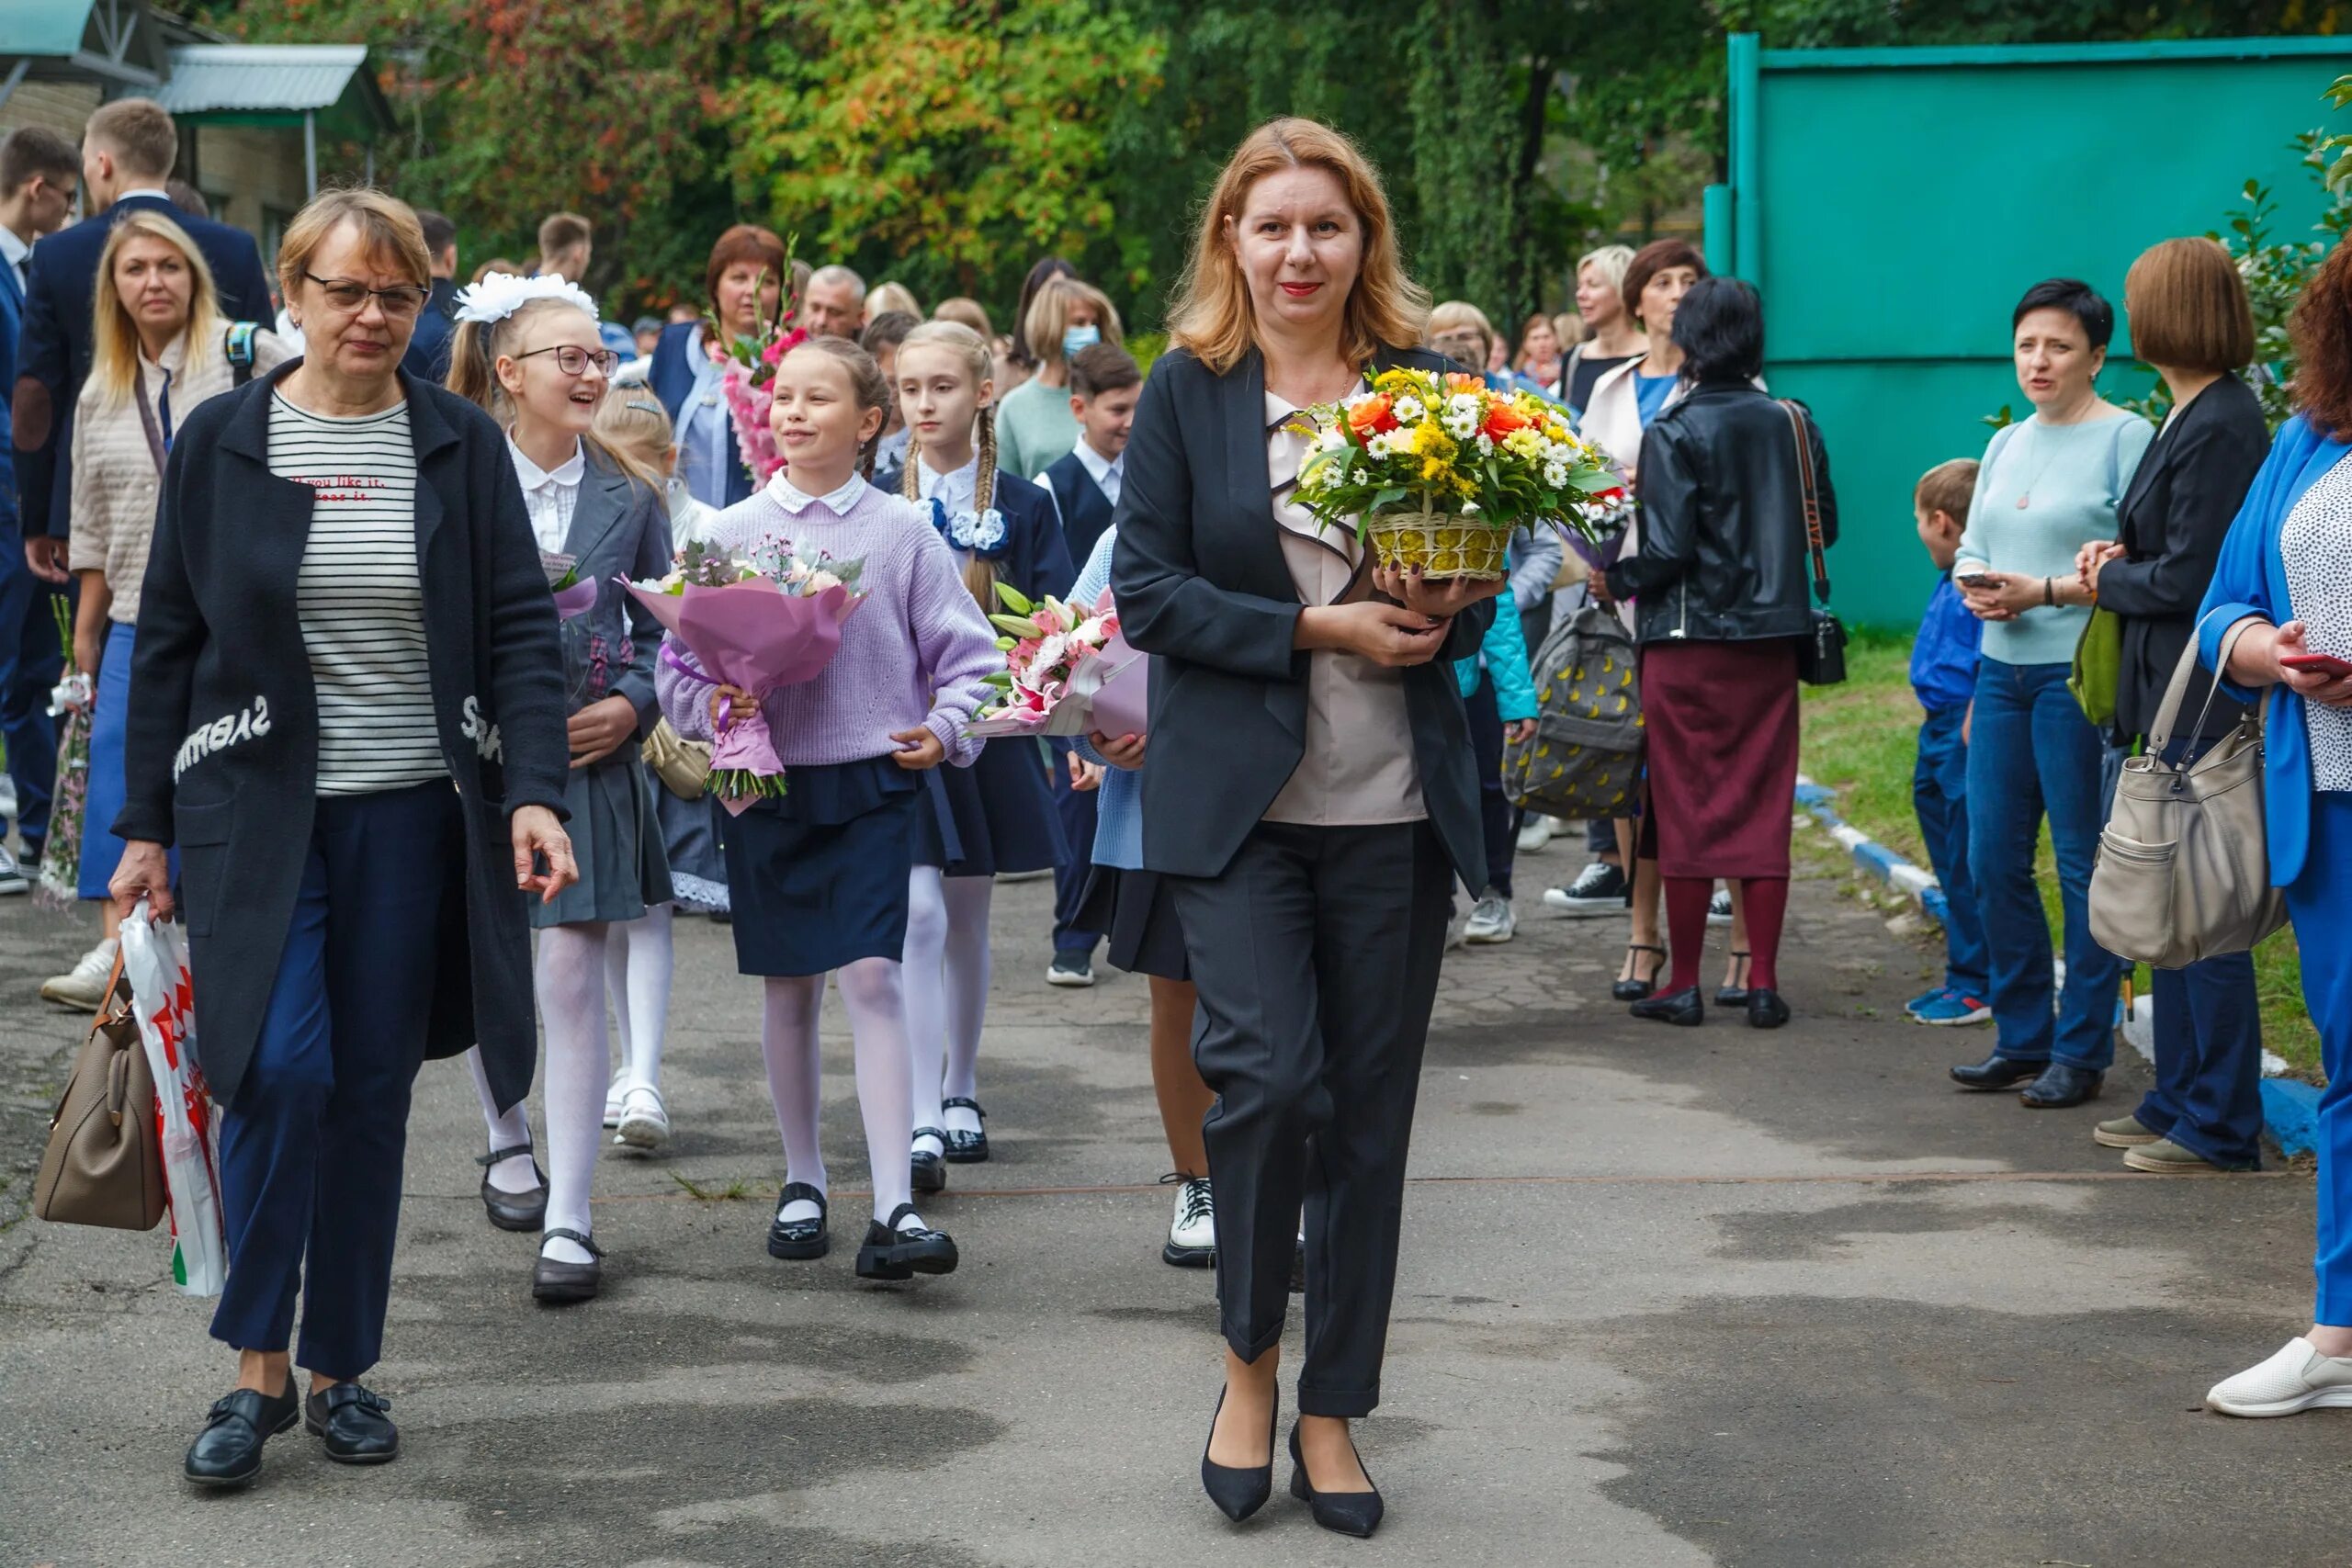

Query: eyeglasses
[514,344,622,378]
[303,272,430,318]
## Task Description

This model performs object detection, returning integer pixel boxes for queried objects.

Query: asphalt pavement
[0,829,2342,1568]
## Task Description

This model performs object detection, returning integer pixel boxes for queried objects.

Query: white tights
[533,923,613,1264]
[762,957,917,1225]
[902,867,993,1142]
[605,902,674,1093]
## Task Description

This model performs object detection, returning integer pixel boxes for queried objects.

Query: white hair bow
[453,270,600,326]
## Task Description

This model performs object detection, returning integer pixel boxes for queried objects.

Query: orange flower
[1481,402,1531,440]
[1443,371,1484,394]
[1348,394,1398,435]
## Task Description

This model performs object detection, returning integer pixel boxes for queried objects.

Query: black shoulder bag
[1781,400,1846,686]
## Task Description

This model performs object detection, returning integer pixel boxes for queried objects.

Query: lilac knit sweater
[654,478,1001,767]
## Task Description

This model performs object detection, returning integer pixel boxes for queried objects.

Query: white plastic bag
[120,901,227,1296]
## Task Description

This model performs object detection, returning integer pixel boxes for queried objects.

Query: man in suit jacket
[401,209,460,386]
[11,98,275,578]
[0,127,80,881]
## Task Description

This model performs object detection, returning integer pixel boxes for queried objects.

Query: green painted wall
[1713,33,2352,630]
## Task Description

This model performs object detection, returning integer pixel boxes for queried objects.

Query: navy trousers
[0,541,60,856]
[1048,739,1100,958]
[210,784,460,1379]
[1912,705,1989,996]
[1464,679,1514,897]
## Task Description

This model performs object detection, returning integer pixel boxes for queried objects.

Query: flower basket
[1363,502,1510,581]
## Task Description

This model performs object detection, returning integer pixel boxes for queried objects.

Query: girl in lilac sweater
[654,339,1000,1282]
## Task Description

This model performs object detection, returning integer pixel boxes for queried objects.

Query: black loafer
[305,1382,398,1464]
[910,1129,948,1194]
[1746,987,1791,1029]
[1715,950,1753,1008]
[476,1144,547,1233]
[767,1182,829,1260]
[940,1097,989,1163]
[855,1203,959,1280]
[2019,1061,2104,1109]
[1287,1421,1384,1539]
[185,1378,300,1488]
[1950,1052,2045,1091]
[1612,943,1666,1002]
[1629,986,1703,1026]
[531,1227,603,1304]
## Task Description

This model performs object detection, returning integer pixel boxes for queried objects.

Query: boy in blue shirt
[1908,459,1993,1025]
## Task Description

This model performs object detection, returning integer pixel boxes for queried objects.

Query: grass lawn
[1796,630,2321,1078]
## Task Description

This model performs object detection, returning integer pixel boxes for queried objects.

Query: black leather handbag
[1781,400,1846,686]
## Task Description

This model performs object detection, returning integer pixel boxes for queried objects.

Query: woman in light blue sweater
[1948,278,2154,1111]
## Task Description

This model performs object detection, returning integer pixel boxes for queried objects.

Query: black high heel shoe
[1288,1420,1384,1538]
[1201,1384,1277,1522]
[1611,943,1667,1002]
[1714,950,1753,1007]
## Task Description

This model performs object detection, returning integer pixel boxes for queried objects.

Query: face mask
[1063,324,1102,359]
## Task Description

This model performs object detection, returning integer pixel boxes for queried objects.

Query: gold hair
[448,297,664,495]
[782,335,893,479]
[898,321,1000,608]
[89,209,223,410]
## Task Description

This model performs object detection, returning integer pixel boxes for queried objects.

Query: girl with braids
[887,321,1072,1191]
[445,274,676,1304]
[655,336,1000,1280]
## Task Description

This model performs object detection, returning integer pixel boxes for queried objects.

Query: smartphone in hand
[2281,652,2352,678]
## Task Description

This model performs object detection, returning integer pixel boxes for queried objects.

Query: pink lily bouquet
[703,264,808,487]
[970,583,1147,739]
[626,538,864,809]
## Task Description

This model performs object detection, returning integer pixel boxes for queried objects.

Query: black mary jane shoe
[1714,950,1753,1008]
[940,1097,989,1163]
[856,1203,959,1280]
[1201,1384,1278,1522]
[766,1182,830,1260]
[1288,1421,1384,1539]
[1949,1051,2046,1092]
[305,1382,399,1464]
[910,1130,948,1195]
[1746,987,1791,1030]
[1629,986,1704,1027]
[531,1228,604,1304]
[185,1378,300,1489]
[2018,1061,2104,1110]
[476,1144,547,1233]
[1612,943,1667,1003]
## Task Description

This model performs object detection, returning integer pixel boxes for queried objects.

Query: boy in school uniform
[1907,457,1993,1026]
[1039,343,1143,986]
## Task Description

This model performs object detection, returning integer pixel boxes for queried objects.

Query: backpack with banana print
[1503,603,1644,819]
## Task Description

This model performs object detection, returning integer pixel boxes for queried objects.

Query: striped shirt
[270,391,447,795]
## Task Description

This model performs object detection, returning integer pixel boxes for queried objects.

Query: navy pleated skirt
[723,756,920,977]
[1075,866,1191,982]
[913,738,1067,876]
[532,742,674,930]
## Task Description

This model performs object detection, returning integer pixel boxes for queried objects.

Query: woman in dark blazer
[649,224,790,510]
[1111,118,1494,1540]
[2075,237,2271,1175]
[1599,277,1835,1030]
[107,190,574,1490]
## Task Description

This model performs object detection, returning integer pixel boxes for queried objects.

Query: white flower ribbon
[453,270,600,326]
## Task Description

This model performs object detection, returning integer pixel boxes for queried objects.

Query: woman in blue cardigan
[2197,241,2352,1416]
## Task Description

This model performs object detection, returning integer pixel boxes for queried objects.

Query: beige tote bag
[2089,615,2288,968]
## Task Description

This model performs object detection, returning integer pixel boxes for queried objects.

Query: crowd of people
[9,92,2352,1529]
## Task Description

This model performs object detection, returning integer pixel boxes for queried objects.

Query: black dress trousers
[1170,818,1453,1417]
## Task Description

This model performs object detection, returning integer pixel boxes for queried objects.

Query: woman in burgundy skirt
[1599,277,1837,1029]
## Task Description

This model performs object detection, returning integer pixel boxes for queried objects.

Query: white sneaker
[0,844,26,897]
[1708,887,1735,927]
[40,937,119,1010]
[1515,816,1555,853]
[2206,1338,2352,1416]
[1163,1178,1214,1268]
[1462,890,1516,944]
[604,1072,627,1129]
[616,1084,670,1151]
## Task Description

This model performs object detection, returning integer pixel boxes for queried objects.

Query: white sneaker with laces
[1515,817,1555,853]
[0,844,27,897]
[1163,1178,1214,1268]
[616,1084,670,1151]
[41,936,119,1010]
[1708,887,1735,927]
[1462,891,1516,944]
[2207,1338,2352,1416]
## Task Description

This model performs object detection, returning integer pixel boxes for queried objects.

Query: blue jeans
[2289,794,2352,1322]
[1913,705,1988,996]
[1964,659,2120,1070]
[2101,738,2265,1168]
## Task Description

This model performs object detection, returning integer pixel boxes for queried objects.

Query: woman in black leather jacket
[1601,276,1835,1028]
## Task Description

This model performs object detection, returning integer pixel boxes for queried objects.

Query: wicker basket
[1363,503,1511,581]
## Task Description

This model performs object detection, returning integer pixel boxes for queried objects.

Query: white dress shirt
[0,225,28,294]
[509,434,586,554]
[917,453,980,515]
[1072,435,1123,508]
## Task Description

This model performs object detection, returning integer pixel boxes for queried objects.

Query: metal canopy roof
[153,44,391,135]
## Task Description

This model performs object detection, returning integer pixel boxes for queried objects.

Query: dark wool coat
[116,361,570,1113]
[1109,344,1492,891]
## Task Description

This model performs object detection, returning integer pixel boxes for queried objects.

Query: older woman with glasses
[109,188,574,1490]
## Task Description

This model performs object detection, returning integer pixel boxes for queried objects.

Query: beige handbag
[640,718,712,801]
[2089,615,2289,968]
[32,953,165,1231]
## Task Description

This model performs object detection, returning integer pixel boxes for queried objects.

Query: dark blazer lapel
[2115,401,2180,544]
[1218,347,1296,603]
[561,459,634,567]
